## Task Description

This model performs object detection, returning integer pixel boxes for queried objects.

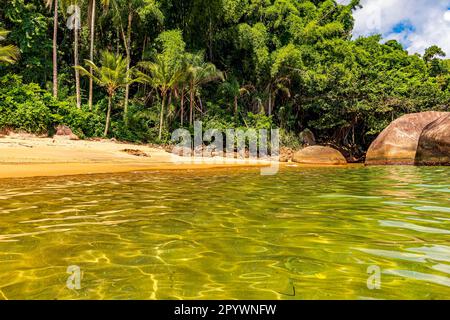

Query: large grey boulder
[365,111,447,165]
[415,114,450,166]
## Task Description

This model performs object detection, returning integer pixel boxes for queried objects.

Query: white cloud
[444,10,450,21]
[342,0,450,55]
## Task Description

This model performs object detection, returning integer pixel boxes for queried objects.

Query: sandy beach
[0,134,272,179]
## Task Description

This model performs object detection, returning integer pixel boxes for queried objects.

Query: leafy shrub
[0,74,52,133]
[280,129,302,149]
[244,112,272,130]
[112,103,160,143]
[0,74,104,137]
[47,98,105,138]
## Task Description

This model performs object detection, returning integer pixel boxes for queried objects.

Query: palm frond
[0,29,10,41]
[78,51,134,96]
[0,28,20,64]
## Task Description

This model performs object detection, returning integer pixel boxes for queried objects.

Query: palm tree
[66,0,82,109]
[102,0,163,119]
[137,55,182,140]
[85,0,113,110]
[0,29,19,64]
[175,56,191,127]
[177,78,188,127]
[185,52,223,125]
[47,0,83,104]
[87,0,99,110]
[265,76,291,116]
[45,0,59,98]
[102,0,131,115]
[76,51,136,136]
[220,76,253,117]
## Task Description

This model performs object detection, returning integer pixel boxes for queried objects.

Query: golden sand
[0,134,271,179]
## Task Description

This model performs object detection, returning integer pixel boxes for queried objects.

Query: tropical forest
[1,0,449,159]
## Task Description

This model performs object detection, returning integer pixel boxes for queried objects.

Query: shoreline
[0,134,275,179]
[0,134,362,179]
[0,161,275,179]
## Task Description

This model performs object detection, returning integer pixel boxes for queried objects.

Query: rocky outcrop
[292,146,347,165]
[415,114,450,166]
[279,147,294,162]
[365,111,447,165]
[54,125,79,140]
[299,129,316,146]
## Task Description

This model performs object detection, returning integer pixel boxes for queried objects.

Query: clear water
[0,166,449,300]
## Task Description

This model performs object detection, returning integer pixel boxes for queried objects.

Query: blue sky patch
[351,0,450,55]
[392,21,416,34]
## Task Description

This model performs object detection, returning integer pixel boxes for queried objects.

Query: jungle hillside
[1,0,449,160]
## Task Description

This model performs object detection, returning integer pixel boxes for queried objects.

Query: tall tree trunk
[74,21,81,109]
[88,0,96,111]
[199,97,203,116]
[104,95,112,136]
[116,29,120,55]
[234,95,238,116]
[52,0,58,98]
[167,90,172,126]
[180,87,184,127]
[158,94,166,140]
[268,89,272,116]
[189,81,194,125]
[123,9,133,120]
[208,16,213,60]
[141,35,147,60]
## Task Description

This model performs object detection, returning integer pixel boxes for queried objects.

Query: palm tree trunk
[189,81,194,125]
[74,22,81,109]
[168,90,172,110]
[141,36,147,60]
[52,0,58,98]
[199,97,203,116]
[268,90,272,116]
[180,87,184,127]
[167,91,172,126]
[208,16,213,60]
[88,0,96,111]
[104,95,112,136]
[158,94,166,140]
[116,28,120,55]
[123,9,133,120]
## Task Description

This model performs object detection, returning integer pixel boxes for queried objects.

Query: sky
[336,0,450,55]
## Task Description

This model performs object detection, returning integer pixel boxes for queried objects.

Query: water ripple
[0,166,448,299]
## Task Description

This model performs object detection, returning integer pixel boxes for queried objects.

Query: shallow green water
[0,166,449,300]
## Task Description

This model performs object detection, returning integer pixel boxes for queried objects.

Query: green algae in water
[0,166,449,300]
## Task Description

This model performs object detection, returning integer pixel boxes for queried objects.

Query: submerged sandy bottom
[0,135,272,178]
[0,166,448,299]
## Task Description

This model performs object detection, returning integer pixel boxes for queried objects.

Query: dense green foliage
[0,0,449,157]
[0,74,104,137]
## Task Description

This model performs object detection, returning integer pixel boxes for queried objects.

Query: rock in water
[415,114,450,166]
[365,111,447,165]
[293,146,347,165]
